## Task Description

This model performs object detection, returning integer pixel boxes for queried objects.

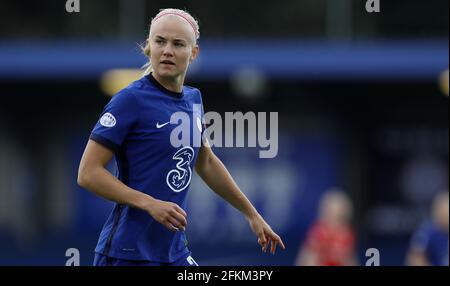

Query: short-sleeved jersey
[410,220,449,266]
[89,74,204,262]
[305,221,356,266]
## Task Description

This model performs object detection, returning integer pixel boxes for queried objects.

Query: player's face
[149,16,198,80]
[322,196,352,225]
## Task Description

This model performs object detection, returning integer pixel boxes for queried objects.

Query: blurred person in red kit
[296,189,358,266]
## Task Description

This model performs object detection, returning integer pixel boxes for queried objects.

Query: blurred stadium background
[0,0,448,266]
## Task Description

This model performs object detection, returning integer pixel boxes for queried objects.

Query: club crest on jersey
[166,146,194,192]
[100,113,116,127]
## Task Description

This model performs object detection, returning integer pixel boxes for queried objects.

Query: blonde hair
[141,8,200,76]
[319,189,353,223]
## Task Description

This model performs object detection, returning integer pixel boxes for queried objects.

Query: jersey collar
[147,73,184,99]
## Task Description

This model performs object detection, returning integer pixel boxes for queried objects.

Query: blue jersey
[410,220,449,266]
[89,74,204,262]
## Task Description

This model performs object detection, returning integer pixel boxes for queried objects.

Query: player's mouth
[160,60,176,66]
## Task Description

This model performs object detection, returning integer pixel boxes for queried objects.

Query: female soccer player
[77,8,285,266]
[295,190,358,266]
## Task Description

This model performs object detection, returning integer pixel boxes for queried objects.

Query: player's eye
[174,42,185,47]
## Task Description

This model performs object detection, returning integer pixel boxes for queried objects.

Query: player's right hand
[145,198,187,232]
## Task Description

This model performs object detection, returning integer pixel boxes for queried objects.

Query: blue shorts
[93,252,199,266]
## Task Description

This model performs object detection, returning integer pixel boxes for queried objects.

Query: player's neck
[152,73,184,93]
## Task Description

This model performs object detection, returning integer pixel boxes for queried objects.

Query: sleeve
[90,91,139,152]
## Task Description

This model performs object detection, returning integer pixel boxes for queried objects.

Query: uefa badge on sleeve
[100,112,117,127]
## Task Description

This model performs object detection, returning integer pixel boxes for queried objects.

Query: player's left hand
[246,213,286,254]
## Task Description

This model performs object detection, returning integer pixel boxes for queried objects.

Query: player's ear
[144,39,152,58]
[190,45,199,62]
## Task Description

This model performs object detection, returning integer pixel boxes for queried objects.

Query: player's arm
[195,144,285,254]
[295,226,320,266]
[295,246,319,266]
[406,249,431,266]
[77,139,187,231]
[405,225,432,266]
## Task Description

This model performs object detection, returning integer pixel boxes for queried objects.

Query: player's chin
[157,68,181,78]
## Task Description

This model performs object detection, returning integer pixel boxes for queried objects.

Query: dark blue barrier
[0,39,447,81]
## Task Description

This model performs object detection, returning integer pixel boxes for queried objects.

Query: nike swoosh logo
[156,121,170,129]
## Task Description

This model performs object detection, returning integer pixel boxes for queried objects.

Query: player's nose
[162,45,174,57]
